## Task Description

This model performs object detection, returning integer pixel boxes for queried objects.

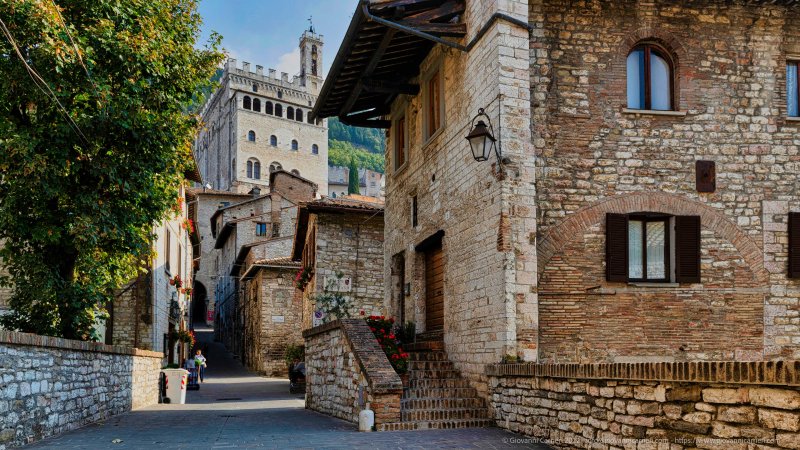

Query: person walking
[194,350,207,382]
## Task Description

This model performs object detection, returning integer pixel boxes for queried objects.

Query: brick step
[408,369,462,380]
[408,351,448,362]
[405,340,444,352]
[401,408,490,422]
[408,360,454,371]
[403,387,479,399]
[378,418,495,431]
[401,397,486,410]
[407,378,472,389]
[415,330,444,341]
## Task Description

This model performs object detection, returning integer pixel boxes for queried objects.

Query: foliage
[169,275,183,289]
[328,117,385,155]
[0,0,223,339]
[347,158,360,195]
[328,140,385,173]
[284,344,305,368]
[311,272,351,323]
[501,354,523,364]
[294,266,313,291]
[365,316,409,374]
[170,329,195,347]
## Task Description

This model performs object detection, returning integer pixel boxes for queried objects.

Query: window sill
[422,127,445,150]
[786,117,800,122]
[622,109,687,117]
[628,282,680,288]
[393,161,409,177]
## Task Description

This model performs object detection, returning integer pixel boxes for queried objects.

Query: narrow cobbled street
[27,328,547,449]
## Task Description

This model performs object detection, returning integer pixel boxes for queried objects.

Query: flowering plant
[177,330,195,347]
[182,218,195,234]
[366,315,409,374]
[169,275,183,288]
[295,266,313,291]
[171,196,184,216]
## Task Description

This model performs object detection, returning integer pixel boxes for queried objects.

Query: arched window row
[240,95,310,123]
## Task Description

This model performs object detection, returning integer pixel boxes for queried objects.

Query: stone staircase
[378,338,493,431]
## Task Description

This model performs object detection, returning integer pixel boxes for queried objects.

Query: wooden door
[425,244,444,332]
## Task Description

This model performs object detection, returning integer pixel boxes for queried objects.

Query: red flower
[370,327,376,332]
[389,318,395,324]
[388,334,395,340]
[360,310,365,316]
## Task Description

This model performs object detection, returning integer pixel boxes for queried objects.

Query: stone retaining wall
[488,361,800,449]
[303,319,402,427]
[0,331,163,449]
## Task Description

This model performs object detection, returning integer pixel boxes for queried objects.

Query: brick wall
[303,319,402,426]
[531,0,800,362]
[488,361,800,449]
[0,331,162,449]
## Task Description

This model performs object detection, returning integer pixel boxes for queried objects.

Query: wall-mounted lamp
[466,108,510,169]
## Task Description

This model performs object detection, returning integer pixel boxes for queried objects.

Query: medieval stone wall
[488,361,800,449]
[531,0,800,362]
[0,331,162,449]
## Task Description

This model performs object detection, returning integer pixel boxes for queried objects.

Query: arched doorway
[191,282,208,327]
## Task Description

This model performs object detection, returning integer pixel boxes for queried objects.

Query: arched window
[308,115,314,124]
[265,101,273,115]
[312,144,319,155]
[270,135,278,146]
[296,109,303,122]
[275,104,283,117]
[627,43,673,111]
[247,130,256,142]
[331,192,337,199]
[277,91,283,99]
[246,160,253,178]
[287,107,295,120]
[291,169,300,176]
[269,162,283,173]
[252,84,258,92]
[253,98,261,112]
[291,139,298,151]
[253,161,261,179]
[243,96,251,110]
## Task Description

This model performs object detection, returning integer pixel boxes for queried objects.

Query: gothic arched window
[287,107,295,121]
[275,104,283,117]
[243,96,251,110]
[295,109,303,122]
[265,101,273,115]
[252,98,261,112]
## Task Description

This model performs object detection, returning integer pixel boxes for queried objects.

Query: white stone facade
[194,30,329,196]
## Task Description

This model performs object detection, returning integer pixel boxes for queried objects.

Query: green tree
[348,158,360,195]
[0,0,223,339]
[328,140,384,173]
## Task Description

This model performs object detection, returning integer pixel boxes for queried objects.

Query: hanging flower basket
[295,267,313,291]
[169,275,183,289]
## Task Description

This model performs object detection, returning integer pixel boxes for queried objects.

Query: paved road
[29,327,548,449]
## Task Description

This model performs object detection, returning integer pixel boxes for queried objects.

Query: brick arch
[537,192,768,284]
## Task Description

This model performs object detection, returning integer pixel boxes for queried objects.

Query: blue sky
[197,0,359,77]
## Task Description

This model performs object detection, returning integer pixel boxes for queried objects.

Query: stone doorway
[424,242,444,332]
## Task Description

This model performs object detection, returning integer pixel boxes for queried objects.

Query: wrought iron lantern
[465,108,499,163]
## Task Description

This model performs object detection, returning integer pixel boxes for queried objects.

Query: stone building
[328,166,385,199]
[211,171,316,357]
[194,28,329,196]
[292,196,385,329]
[312,0,800,434]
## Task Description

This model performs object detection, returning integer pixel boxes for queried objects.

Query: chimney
[281,72,289,82]
[242,62,251,72]
[256,65,264,76]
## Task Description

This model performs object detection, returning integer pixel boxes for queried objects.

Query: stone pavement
[27,326,549,449]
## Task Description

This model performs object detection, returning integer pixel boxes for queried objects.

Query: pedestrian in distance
[194,349,207,382]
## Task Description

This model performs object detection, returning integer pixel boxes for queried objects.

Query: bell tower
[300,18,324,96]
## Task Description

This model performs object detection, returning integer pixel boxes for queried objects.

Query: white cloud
[275,48,301,77]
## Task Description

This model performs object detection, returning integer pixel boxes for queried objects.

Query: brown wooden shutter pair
[789,212,800,279]
[605,213,701,283]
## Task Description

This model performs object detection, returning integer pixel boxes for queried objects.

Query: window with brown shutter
[789,212,800,278]
[606,213,629,282]
[675,215,701,283]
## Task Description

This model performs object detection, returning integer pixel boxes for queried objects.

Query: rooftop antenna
[308,16,315,34]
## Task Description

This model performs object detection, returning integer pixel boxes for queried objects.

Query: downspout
[359,1,532,53]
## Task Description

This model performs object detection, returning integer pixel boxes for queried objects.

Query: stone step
[408,360,454,371]
[408,369,462,380]
[378,418,495,431]
[403,387,479,399]
[405,340,444,352]
[407,378,472,389]
[401,397,486,410]
[408,351,448,362]
[401,408,489,422]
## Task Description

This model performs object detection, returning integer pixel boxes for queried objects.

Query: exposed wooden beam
[339,28,397,116]
[370,0,441,13]
[403,0,464,24]
[362,78,420,96]
[339,116,391,129]
[396,21,466,37]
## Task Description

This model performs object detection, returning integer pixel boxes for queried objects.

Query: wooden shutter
[605,213,629,282]
[789,212,800,278]
[675,216,701,283]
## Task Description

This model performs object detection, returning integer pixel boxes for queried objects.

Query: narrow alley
[26,327,545,449]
